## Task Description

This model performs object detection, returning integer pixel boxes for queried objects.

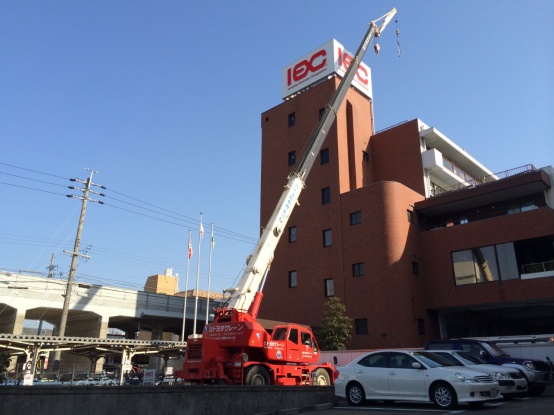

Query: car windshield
[412,351,457,368]
[455,351,486,364]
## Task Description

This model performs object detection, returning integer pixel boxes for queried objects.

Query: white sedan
[334,350,500,409]
[429,350,528,398]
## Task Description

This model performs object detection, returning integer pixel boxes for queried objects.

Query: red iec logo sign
[287,49,327,86]
[337,47,368,86]
[287,46,368,87]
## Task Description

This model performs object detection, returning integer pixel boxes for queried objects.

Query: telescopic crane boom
[181,7,397,386]
[225,8,397,317]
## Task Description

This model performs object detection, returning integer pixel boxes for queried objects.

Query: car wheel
[528,384,546,396]
[346,382,366,406]
[244,365,270,385]
[431,382,458,409]
[313,368,331,385]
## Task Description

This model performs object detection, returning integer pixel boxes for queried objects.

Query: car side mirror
[412,362,422,369]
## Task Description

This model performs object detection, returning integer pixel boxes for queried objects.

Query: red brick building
[257,64,554,349]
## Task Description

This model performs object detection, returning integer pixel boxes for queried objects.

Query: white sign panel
[282,39,372,100]
[143,369,156,386]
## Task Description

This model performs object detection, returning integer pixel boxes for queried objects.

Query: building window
[323,229,332,247]
[412,261,419,276]
[452,235,554,285]
[350,211,362,225]
[320,148,329,165]
[353,262,365,277]
[362,151,369,163]
[355,318,368,335]
[288,151,296,166]
[289,271,297,288]
[319,108,326,119]
[321,187,331,205]
[417,318,425,335]
[407,210,413,223]
[324,278,334,297]
[288,226,297,243]
[452,247,500,285]
[288,112,296,127]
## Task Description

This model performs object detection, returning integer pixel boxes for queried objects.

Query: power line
[0,161,259,244]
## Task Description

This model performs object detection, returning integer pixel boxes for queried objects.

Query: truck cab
[265,324,320,364]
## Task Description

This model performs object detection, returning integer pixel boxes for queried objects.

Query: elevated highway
[0,271,220,372]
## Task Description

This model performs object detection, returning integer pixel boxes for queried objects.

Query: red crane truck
[178,8,397,386]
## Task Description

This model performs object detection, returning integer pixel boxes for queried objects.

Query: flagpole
[181,230,193,341]
[192,213,204,335]
[205,223,214,324]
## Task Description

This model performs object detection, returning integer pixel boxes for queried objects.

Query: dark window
[319,108,326,119]
[353,262,365,277]
[323,229,332,247]
[288,328,298,344]
[355,318,368,335]
[320,148,329,165]
[288,226,297,243]
[407,210,413,223]
[350,211,361,225]
[288,112,296,127]
[324,278,334,297]
[362,151,369,163]
[289,270,297,288]
[301,331,312,346]
[288,151,296,166]
[321,187,331,205]
[412,261,419,276]
[358,352,386,367]
[417,318,425,335]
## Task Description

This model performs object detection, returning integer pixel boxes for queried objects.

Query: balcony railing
[431,164,536,197]
[522,260,554,274]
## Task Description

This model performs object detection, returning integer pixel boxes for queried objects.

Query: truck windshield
[272,328,287,340]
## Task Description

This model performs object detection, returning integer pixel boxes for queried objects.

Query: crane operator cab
[265,324,320,364]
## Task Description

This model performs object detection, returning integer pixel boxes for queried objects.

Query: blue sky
[1,1,553,295]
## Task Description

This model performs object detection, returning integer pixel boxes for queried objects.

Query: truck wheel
[244,365,270,385]
[313,368,330,385]
[431,382,458,409]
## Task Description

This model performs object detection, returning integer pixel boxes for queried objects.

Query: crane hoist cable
[396,19,401,57]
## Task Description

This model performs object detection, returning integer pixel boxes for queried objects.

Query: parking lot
[302,389,554,415]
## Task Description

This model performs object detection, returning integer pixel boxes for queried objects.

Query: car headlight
[493,372,510,380]
[455,373,478,383]
[523,361,535,370]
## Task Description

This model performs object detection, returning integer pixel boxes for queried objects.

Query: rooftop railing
[431,164,537,197]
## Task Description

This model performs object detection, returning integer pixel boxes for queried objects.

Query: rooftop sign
[282,39,373,100]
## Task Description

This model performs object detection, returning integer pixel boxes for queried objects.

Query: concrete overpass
[0,271,218,338]
[0,271,221,372]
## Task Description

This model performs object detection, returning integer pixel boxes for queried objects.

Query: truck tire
[313,368,331,385]
[244,365,270,385]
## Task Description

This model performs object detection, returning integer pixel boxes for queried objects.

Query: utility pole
[53,168,105,369]
[46,253,56,278]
